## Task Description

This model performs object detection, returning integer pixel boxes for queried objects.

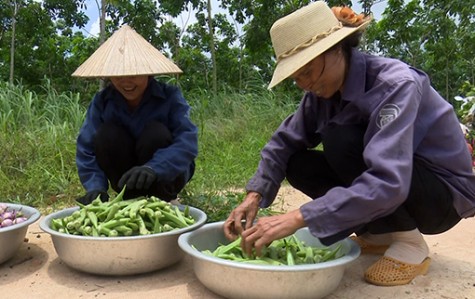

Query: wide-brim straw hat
[72,25,182,78]
[268,1,371,89]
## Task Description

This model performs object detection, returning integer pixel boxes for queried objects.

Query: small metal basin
[0,203,41,264]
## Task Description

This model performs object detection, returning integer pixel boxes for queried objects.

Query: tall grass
[186,87,298,192]
[0,81,298,217]
[0,81,84,210]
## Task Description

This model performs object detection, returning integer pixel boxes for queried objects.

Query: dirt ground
[1,186,474,299]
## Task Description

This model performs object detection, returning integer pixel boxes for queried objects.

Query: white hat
[72,25,182,77]
[268,1,371,88]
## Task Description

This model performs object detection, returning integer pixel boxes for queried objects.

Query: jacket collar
[341,49,366,103]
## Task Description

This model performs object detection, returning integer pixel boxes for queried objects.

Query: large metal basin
[40,205,206,275]
[178,221,360,299]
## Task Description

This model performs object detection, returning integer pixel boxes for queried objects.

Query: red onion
[1,218,14,227]
[0,205,28,228]
[2,211,14,220]
[13,217,27,224]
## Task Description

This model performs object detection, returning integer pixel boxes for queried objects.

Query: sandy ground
[1,187,475,299]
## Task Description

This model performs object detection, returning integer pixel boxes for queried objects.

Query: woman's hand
[241,209,306,257]
[223,191,261,241]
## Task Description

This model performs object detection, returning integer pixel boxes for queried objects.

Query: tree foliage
[0,0,473,104]
[365,0,475,103]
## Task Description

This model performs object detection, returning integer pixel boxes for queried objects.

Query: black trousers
[286,124,461,244]
[94,121,194,201]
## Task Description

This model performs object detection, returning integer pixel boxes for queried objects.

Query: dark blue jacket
[76,78,198,192]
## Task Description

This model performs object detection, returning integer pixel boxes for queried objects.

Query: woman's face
[110,75,149,106]
[290,49,346,99]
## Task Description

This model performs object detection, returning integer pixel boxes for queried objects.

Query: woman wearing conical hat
[73,25,197,204]
[223,2,475,286]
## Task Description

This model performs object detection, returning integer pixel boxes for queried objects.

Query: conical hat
[72,25,182,77]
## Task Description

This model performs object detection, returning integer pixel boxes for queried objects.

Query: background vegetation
[0,79,298,219]
[2,0,474,102]
[1,0,475,219]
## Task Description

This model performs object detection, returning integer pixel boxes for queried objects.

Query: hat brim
[268,21,369,89]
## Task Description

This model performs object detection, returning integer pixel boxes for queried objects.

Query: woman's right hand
[223,191,261,240]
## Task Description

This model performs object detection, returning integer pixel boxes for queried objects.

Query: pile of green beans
[202,235,343,265]
[50,188,195,237]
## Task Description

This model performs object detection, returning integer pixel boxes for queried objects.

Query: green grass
[0,81,298,220]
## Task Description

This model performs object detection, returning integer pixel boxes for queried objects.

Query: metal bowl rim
[0,203,41,233]
[178,221,360,272]
[40,205,207,241]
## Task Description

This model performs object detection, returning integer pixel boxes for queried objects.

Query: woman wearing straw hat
[73,25,198,204]
[224,1,475,286]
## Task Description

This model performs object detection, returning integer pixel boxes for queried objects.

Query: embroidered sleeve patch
[377,104,400,128]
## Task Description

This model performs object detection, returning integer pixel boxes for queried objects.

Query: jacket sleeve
[76,93,109,192]
[144,86,198,181]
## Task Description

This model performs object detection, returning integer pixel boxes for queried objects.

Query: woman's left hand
[240,209,306,256]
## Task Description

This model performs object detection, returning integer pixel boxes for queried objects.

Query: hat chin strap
[277,22,342,62]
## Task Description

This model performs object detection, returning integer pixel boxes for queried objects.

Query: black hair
[330,31,363,64]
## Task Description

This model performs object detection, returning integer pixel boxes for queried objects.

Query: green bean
[214,237,242,256]
[161,210,188,228]
[321,244,342,262]
[203,235,344,266]
[153,211,162,233]
[162,223,174,232]
[174,206,187,224]
[285,240,295,266]
[104,203,120,222]
[86,211,98,229]
[72,209,87,230]
[128,199,148,219]
[107,185,126,205]
[184,205,190,217]
[126,221,139,231]
[304,246,314,264]
[115,225,133,236]
[139,207,155,222]
[51,191,195,236]
[66,221,76,231]
[82,226,93,235]
[144,200,167,210]
[101,218,130,229]
[135,214,151,235]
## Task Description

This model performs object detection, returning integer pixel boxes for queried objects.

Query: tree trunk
[360,0,374,16]
[207,0,217,95]
[99,0,106,90]
[472,58,475,87]
[9,1,18,85]
[445,57,449,101]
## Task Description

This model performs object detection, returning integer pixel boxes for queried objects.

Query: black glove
[76,190,109,205]
[118,166,157,190]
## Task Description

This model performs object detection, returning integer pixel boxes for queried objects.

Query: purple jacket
[246,49,475,239]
